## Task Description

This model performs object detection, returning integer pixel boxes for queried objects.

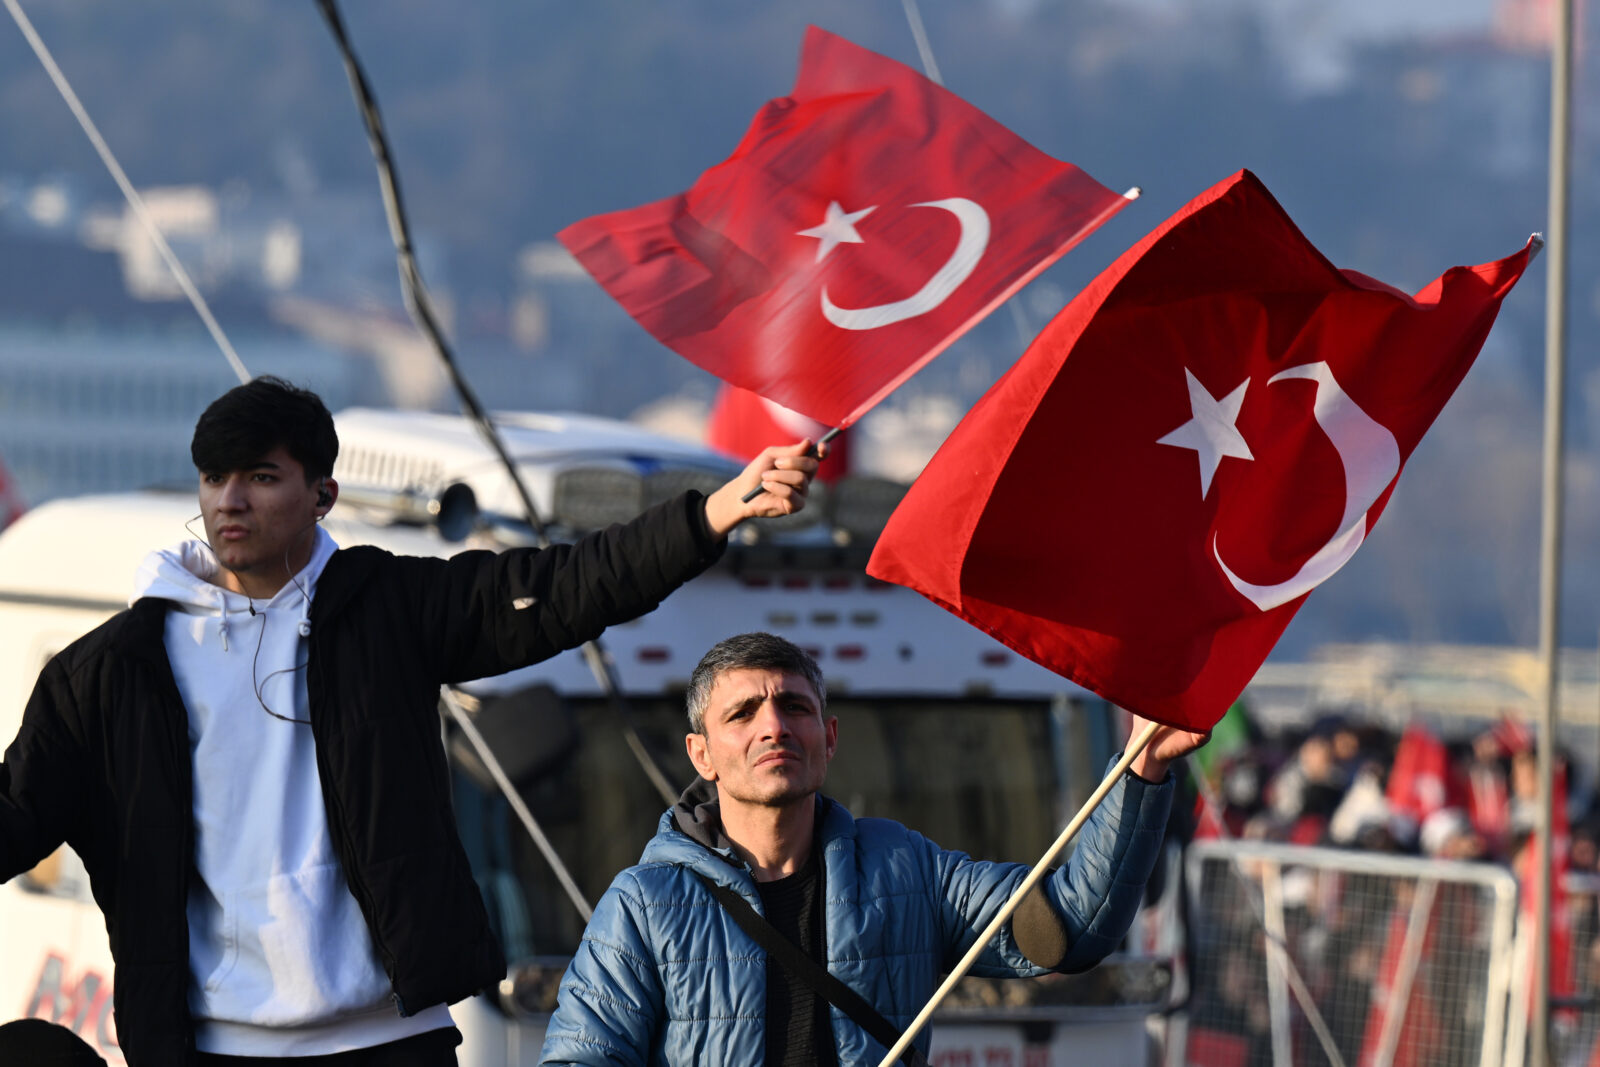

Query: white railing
[1178,840,1520,1067]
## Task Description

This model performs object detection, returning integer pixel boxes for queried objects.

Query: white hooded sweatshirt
[131,530,451,1056]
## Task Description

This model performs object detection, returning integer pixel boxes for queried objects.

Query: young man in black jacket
[0,377,821,1066]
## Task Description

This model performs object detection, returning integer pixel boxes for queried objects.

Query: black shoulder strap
[695,872,930,1067]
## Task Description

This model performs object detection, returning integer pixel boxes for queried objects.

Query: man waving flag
[868,170,1536,732]
[559,25,1134,429]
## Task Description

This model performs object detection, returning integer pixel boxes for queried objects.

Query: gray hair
[685,632,826,734]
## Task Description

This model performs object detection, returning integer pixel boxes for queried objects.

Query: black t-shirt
[755,845,837,1067]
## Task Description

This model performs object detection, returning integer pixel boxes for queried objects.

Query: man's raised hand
[1127,713,1211,784]
[704,440,827,538]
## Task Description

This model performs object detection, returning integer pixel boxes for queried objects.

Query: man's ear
[823,716,838,764]
[685,732,717,782]
[315,477,338,516]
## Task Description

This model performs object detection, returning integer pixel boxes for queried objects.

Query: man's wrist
[1128,754,1170,784]
[702,489,739,540]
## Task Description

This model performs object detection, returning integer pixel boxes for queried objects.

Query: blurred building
[0,323,377,504]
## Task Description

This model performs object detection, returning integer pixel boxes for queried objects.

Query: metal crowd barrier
[1176,840,1520,1067]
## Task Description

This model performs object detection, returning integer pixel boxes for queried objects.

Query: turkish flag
[558,25,1131,429]
[867,170,1535,731]
[1386,723,1450,830]
[0,456,24,532]
[705,385,851,481]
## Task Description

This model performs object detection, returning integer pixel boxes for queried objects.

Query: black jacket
[0,492,723,1066]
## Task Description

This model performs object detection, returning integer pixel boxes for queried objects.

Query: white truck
[0,408,1168,1065]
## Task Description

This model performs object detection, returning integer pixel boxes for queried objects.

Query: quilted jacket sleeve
[541,872,664,1066]
[933,757,1173,977]
[0,656,89,881]
[412,491,724,684]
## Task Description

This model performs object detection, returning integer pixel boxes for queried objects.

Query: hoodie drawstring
[216,589,231,652]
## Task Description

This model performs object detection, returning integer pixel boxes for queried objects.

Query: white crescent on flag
[1213,362,1401,612]
[813,198,991,331]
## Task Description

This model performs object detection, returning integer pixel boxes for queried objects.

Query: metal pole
[442,688,593,922]
[898,0,1035,355]
[1259,863,1294,1067]
[1533,0,1574,1060]
[315,0,682,816]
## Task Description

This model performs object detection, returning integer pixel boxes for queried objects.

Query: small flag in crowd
[705,385,851,481]
[559,25,1132,429]
[1386,722,1450,835]
[867,170,1536,732]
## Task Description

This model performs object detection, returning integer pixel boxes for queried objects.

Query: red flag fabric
[1386,723,1450,831]
[867,170,1535,731]
[1357,907,1444,1067]
[558,25,1131,429]
[0,456,25,532]
[705,385,851,481]
[1519,764,1574,1017]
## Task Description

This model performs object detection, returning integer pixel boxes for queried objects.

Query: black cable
[313,0,681,807]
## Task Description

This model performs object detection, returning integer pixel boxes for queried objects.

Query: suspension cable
[899,0,1032,348]
[313,0,680,809]
[2,0,250,384]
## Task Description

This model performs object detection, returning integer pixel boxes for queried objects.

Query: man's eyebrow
[721,689,817,719]
[207,460,282,474]
[200,460,285,479]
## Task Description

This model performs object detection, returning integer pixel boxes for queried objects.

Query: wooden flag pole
[740,426,843,503]
[876,720,1161,1067]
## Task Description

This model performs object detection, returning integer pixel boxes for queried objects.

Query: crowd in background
[1179,707,1600,1067]
[1189,707,1595,873]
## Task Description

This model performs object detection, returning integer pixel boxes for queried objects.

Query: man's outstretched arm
[415,439,823,684]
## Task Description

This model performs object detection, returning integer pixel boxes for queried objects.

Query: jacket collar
[304,545,384,627]
[110,597,177,668]
[650,780,849,887]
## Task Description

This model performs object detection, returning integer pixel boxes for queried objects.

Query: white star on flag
[1157,368,1253,499]
[797,201,877,263]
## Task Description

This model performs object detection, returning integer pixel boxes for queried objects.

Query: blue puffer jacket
[541,759,1172,1066]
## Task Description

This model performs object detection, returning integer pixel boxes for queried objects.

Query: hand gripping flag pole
[738,428,842,503]
[876,720,1160,1067]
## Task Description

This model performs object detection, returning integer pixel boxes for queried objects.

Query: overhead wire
[899,0,1031,349]
[312,0,681,811]
[2,0,251,385]
[3,0,630,931]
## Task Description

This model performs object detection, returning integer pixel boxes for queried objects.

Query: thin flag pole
[876,720,1160,1067]
[738,426,842,503]
[1533,0,1575,1061]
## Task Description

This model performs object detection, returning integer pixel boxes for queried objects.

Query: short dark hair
[191,376,338,483]
[686,632,826,734]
